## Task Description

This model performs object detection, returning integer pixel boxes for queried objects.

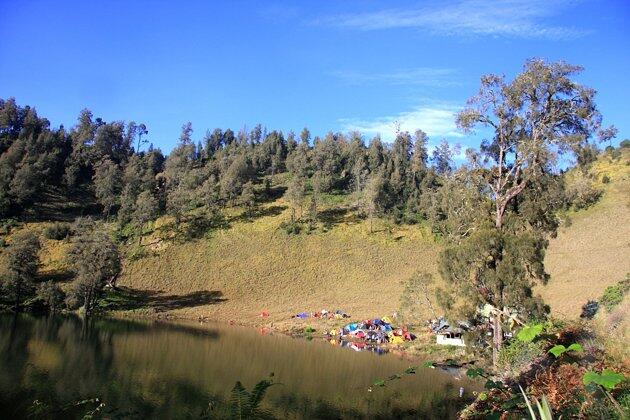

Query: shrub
[280,220,303,235]
[43,222,72,240]
[602,175,611,184]
[565,173,602,210]
[36,281,65,311]
[600,276,629,312]
[498,338,544,376]
[126,244,148,261]
[0,218,18,235]
[529,364,587,417]
[563,216,573,228]
[620,139,630,148]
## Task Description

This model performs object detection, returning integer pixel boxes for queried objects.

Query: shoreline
[107,308,472,364]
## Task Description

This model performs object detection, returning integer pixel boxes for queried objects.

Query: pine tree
[1,231,40,307]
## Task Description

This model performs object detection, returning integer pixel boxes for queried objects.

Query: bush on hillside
[36,281,65,311]
[602,174,611,184]
[600,276,629,312]
[0,218,18,235]
[498,338,545,377]
[620,139,630,148]
[565,172,602,210]
[280,220,303,235]
[43,222,72,240]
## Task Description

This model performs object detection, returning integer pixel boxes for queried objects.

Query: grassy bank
[541,149,630,318]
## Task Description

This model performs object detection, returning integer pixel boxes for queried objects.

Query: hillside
[2,150,628,329]
[117,198,441,326]
[540,148,630,318]
[115,150,630,326]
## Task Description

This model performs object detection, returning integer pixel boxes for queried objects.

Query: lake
[0,314,475,419]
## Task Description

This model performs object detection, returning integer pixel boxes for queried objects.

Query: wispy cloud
[330,67,459,87]
[339,102,463,141]
[317,0,588,40]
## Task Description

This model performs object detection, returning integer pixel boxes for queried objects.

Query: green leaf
[519,385,537,420]
[583,369,625,390]
[466,368,484,378]
[421,361,434,368]
[566,343,583,353]
[484,380,500,390]
[598,369,625,390]
[373,379,385,387]
[548,344,567,358]
[582,371,599,386]
[478,392,488,401]
[404,367,417,375]
[539,395,553,420]
[517,324,543,343]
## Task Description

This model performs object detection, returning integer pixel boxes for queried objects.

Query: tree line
[0,96,466,233]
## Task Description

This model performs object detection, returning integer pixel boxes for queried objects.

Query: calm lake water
[0,314,475,419]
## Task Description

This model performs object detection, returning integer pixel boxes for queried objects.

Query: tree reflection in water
[0,314,474,419]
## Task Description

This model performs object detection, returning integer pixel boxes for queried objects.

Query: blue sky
[1,0,628,153]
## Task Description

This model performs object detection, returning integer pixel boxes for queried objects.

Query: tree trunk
[495,201,503,229]
[492,315,503,367]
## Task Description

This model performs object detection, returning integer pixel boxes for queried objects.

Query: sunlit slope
[119,201,440,324]
[541,149,630,318]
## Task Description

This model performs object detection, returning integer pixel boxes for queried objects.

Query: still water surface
[0,314,475,419]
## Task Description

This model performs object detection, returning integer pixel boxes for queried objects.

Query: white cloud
[339,102,463,141]
[330,67,459,87]
[317,0,587,40]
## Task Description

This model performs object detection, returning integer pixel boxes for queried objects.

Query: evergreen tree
[93,157,122,217]
[67,225,121,315]
[133,190,158,240]
[410,129,429,186]
[0,231,40,308]
[431,139,456,175]
[239,181,256,216]
[285,175,306,221]
[367,135,385,173]
[364,172,387,233]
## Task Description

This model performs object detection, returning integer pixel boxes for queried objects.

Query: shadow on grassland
[101,287,226,312]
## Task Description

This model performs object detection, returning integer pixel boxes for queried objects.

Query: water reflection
[0,314,474,419]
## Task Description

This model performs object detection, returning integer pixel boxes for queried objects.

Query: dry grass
[119,196,441,327]
[540,148,630,318]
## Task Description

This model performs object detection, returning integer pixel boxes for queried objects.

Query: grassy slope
[3,150,627,326]
[540,149,630,318]
[117,148,630,323]
[119,198,441,326]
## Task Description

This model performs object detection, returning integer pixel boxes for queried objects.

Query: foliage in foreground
[460,322,628,419]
